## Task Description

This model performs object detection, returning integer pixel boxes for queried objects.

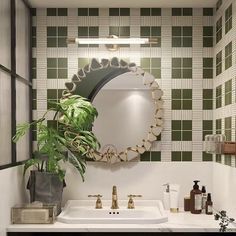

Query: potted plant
[13,92,100,214]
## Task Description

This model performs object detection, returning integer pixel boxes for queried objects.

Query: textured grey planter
[27,170,66,215]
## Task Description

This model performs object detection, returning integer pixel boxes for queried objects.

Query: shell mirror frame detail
[64,57,164,163]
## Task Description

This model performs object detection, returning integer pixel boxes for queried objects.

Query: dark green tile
[32,69,36,79]
[89,8,99,16]
[203,100,213,110]
[216,85,222,97]
[172,69,181,78]
[32,58,36,68]
[47,89,57,99]
[89,27,99,36]
[183,89,192,99]
[47,100,58,109]
[140,58,150,68]
[47,120,58,129]
[47,58,57,67]
[58,38,67,47]
[47,69,57,78]
[183,27,192,36]
[32,130,37,141]
[172,120,181,130]
[58,89,64,99]
[47,27,57,36]
[32,89,37,99]
[78,8,88,16]
[120,27,130,36]
[203,120,213,130]
[183,69,192,78]
[182,131,192,141]
[32,27,36,36]
[151,152,161,161]
[225,19,232,34]
[78,27,88,36]
[225,80,232,93]
[172,89,181,99]
[47,38,57,47]
[203,130,213,140]
[183,8,192,16]
[225,93,232,105]
[151,58,161,67]
[140,151,150,161]
[224,155,232,166]
[183,100,192,110]
[225,130,231,141]
[58,8,67,16]
[32,8,36,16]
[120,8,130,16]
[109,8,119,16]
[172,131,181,141]
[203,26,213,36]
[140,27,150,36]
[203,8,213,16]
[172,37,181,47]
[183,58,192,67]
[203,58,213,67]
[58,69,67,78]
[172,58,181,67]
[225,117,231,129]
[58,58,67,68]
[203,69,213,78]
[58,27,67,36]
[32,100,37,110]
[183,120,192,130]
[172,27,181,36]
[216,154,222,163]
[151,26,161,36]
[47,8,57,16]
[32,38,36,48]
[203,89,213,99]
[151,8,161,16]
[203,37,213,47]
[225,57,232,70]
[151,69,161,78]
[141,8,150,16]
[109,26,119,36]
[172,100,181,109]
[171,152,181,161]
[183,37,192,47]
[182,152,192,161]
[172,8,181,16]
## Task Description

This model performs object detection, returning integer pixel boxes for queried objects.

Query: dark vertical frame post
[11,0,16,164]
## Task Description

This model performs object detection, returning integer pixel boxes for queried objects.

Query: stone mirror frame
[65,57,164,163]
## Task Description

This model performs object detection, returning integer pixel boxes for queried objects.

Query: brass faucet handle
[127,195,142,209]
[88,194,103,209]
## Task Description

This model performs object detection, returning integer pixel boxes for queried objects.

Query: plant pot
[27,170,66,215]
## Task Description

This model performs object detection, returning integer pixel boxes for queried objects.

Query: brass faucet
[111,185,119,209]
[88,194,103,209]
[127,194,142,209]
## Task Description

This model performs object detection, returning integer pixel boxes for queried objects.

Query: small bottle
[201,186,207,213]
[163,183,170,210]
[190,180,202,214]
[206,193,213,215]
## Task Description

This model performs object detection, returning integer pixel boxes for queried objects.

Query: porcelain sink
[57,200,168,224]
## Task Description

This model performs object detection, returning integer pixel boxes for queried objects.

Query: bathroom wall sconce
[67,35,158,51]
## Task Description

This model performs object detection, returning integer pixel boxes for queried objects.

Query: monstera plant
[13,92,100,213]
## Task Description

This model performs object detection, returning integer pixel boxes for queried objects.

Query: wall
[32,7,214,163]
[0,166,27,236]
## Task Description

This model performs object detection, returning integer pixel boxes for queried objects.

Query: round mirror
[65,58,164,163]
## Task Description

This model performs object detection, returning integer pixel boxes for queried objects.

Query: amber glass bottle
[206,193,213,215]
[190,180,202,214]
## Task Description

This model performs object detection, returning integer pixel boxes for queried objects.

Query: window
[216,51,222,76]
[203,26,213,47]
[225,42,232,70]
[172,89,192,110]
[47,58,68,80]
[216,85,222,109]
[78,26,99,47]
[78,8,99,16]
[203,58,213,79]
[172,120,192,141]
[172,8,192,16]
[203,8,213,16]
[216,17,222,44]
[171,152,192,161]
[140,8,161,16]
[172,58,192,79]
[140,26,161,47]
[216,0,222,11]
[140,58,161,79]
[203,89,213,110]
[202,120,213,141]
[225,79,232,106]
[224,117,232,141]
[47,26,67,47]
[172,26,192,47]
[225,4,232,34]
[47,8,67,16]
[109,8,130,16]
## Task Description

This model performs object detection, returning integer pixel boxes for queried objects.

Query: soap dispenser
[163,183,170,210]
[190,180,202,214]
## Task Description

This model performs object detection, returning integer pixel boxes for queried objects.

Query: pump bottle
[190,180,202,214]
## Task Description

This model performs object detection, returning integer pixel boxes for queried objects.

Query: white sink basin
[57,200,168,224]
